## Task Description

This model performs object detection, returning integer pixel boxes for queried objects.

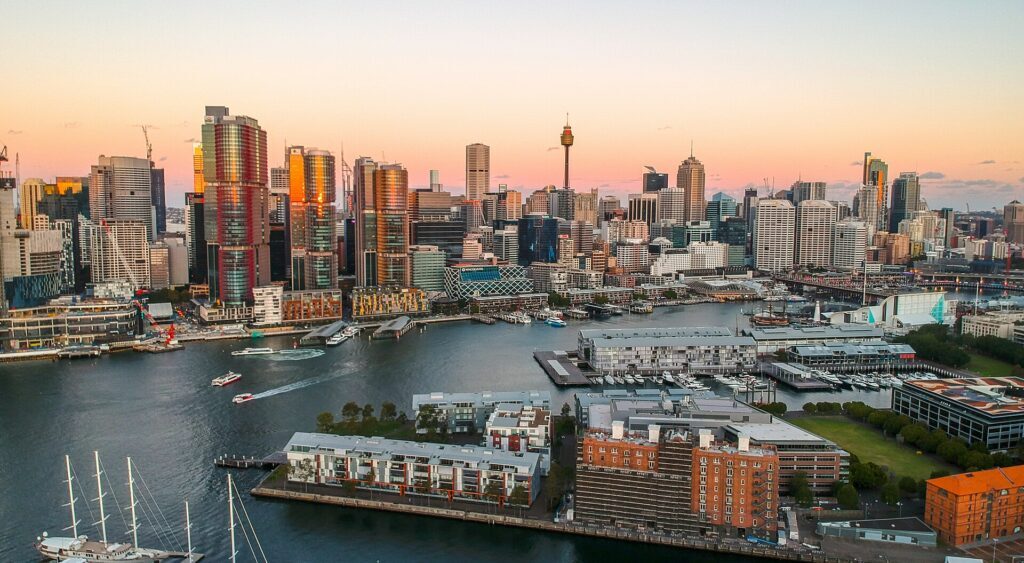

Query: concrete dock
[534,350,592,386]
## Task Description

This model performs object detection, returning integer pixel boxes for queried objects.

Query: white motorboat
[233,393,255,404]
[663,373,675,384]
[326,332,347,346]
[603,375,616,385]
[211,371,242,387]
[231,347,274,356]
[545,317,567,327]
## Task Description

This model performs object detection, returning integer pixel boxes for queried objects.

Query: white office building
[656,187,687,223]
[90,156,155,241]
[253,285,284,325]
[754,199,795,272]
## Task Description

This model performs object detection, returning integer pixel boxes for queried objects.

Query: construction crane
[0,145,8,166]
[140,125,152,163]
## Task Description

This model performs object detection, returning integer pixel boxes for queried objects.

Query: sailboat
[35,454,195,562]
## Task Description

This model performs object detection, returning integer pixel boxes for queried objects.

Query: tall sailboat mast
[64,454,79,538]
[228,473,237,563]
[94,451,108,543]
[127,456,139,548]
[185,500,194,562]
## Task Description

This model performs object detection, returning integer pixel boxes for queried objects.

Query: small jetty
[215,451,287,470]
[57,345,102,359]
[471,315,496,325]
[299,319,348,346]
[134,342,184,354]
[534,350,592,386]
[372,316,415,339]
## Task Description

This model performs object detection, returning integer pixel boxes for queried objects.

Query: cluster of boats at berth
[804,369,940,390]
[590,371,771,393]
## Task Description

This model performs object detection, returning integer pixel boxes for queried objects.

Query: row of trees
[962,333,1024,370]
[756,402,788,416]
[894,324,970,367]
[316,401,420,441]
[842,401,1019,470]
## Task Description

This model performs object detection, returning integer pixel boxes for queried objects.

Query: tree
[790,471,814,508]
[898,476,918,497]
[341,401,361,423]
[561,402,572,417]
[548,292,570,308]
[508,484,529,506]
[850,462,887,490]
[416,405,441,434]
[362,403,375,421]
[380,402,398,422]
[316,411,336,433]
[663,289,678,300]
[867,410,892,431]
[836,483,860,510]
[484,480,503,504]
[883,414,912,436]
[880,482,901,505]
[959,451,994,471]
[899,423,929,447]
[342,480,357,497]
[937,439,968,464]
[802,402,818,414]
[594,295,610,305]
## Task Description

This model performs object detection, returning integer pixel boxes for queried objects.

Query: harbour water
[1,301,903,561]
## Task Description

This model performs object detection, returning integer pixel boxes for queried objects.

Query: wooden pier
[215,452,287,470]
[470,315,495,324]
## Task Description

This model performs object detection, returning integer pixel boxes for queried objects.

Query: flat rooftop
[743,325,884,340]
[820,517,935,534]
[588,336,755,349]
[727,420,835,445]
[904,377,1024,416]
[579,326,734,340]
[412,390,551,409]
[286,432,540,471]
[928,465,1024,496]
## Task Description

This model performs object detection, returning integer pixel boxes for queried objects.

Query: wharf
[134,342,185,354]
[214,451,286,470]
[372,316,415,339]
[534,350,592,386]
[471,315,495,324]
[251,482,849,563]
[299,320,348,346]
[58,346,102,359]
[760,362,834,391]
[0,348,60,362]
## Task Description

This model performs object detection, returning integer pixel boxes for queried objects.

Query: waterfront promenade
[252,478,848,563]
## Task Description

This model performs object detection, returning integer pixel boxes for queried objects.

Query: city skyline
[3,2,1023,210]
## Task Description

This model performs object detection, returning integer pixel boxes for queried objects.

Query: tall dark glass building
[717,216,748,267]
[517,215,559,266]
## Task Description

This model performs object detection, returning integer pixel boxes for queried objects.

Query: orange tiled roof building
[924,465,1024,546]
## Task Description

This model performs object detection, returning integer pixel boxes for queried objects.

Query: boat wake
[264,349,326,361]
[251,366,354,400]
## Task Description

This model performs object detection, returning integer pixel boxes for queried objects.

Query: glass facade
[517,215,560,266]
[374,166,410,286]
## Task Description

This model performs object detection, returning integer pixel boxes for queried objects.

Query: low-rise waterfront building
[742,325,884,355]
[443,263,534,299]
[0,297,139,349]
[198,303,254,325]
[469,292,548,313]
[485,404,552,474]
[577,326,756,374]
[285,432,542,506]
[892,377,1024,450]
[786,341,916,367]
[828,291,957,329]
[252,285,284,326]
[816,518,937,547]
[412,390,551,434]
[960,312,1024,339]
[352,286,429,321]
[282,289,343,323]
[925,465,1024,546]
[563,286,634,305]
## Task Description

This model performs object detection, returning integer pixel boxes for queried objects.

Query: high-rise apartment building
[465,143,490,201]
[353,157,378,287]
[863,152,888,231]
[284,147,337,290]
[526,187,554,215]
[19,178,49,230]
[754,199,795,272]
[90,157,154,241]
[90,219,151,289]
[192,143,205,194]
[572,188,598,226]
[375,164,410,286]
[717,216,747,267]
[790,181,826,205]
[1003,201,1024,244]
[656,187,686,223]
[677,154,706,222]
[628,193,658,226]
[832,220,868,271]
[201,106,271,306]
[889,172,921,232]
[795,200,836,268]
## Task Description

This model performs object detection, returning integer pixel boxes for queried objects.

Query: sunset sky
[3,1,1023,210]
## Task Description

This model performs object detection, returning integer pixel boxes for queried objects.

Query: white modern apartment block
[252,285,284,325]
[90,156,155,241]
[961,312,1024,339]
[656,187,687,222]
[615,239,650,273]
[285,432,542,505]
[650,248,692,276]
[832,220,868,271]
[577,326,756,374]
[688,241,728,270]
[494,226,518,262]
[90,219,151,289]
[795,200,836,268]
[754,199,795,272]
[485,404,552,474]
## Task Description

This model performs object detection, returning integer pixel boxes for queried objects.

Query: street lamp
[992,538,998,563]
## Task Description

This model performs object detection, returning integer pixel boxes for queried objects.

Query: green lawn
[789,416,953,480]
[965,353,1015,377]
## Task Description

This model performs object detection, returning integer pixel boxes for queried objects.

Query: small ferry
[325,332,347,346]
[232,393,255,404]
[211,371,242,387]
[545,317,567,327]
[231,347,274,356]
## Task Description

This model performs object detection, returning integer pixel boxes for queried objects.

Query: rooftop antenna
[566,112,570,126]
[690,139,693,158]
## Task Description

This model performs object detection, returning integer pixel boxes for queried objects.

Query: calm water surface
[0,302,897,561]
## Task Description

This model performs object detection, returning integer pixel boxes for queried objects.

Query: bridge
[772,275,900,302]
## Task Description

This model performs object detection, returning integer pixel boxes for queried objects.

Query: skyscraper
[465,143,489,201]
[753,199,795,272]
[18,178,48,230]
[795,200,836,268]
[706,192,738,237]
[677,153,706,222]
[201,106,271,306]
[790,181,826,205]
[285,147,338,290]
[429,169,442,192]
[628,193,658,226]
[375,163,410,286]
[561,119,574,189]
[656,187,686,223]
[89,156,154,241]
[517,214,560,266]
[863,152,888,231]
[939,208,956,249]
[353,156,378,287]
[1004,201,1024,244]
[832,220,868,271]
[889,172,921,232]
[193,143,205,194]
[643,168,668,193]
[150,167,166,235]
